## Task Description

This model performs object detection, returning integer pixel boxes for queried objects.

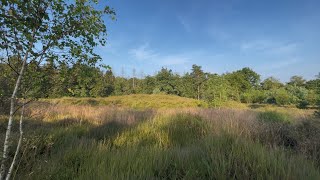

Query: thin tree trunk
[0,51,28,180]
[132,68,136,91]
[197,85,200,100]
[6,100,25,180]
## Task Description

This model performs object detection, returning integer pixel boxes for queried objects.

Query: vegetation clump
[258,111,291,123]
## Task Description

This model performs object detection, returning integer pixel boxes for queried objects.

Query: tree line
[1,58,319,109]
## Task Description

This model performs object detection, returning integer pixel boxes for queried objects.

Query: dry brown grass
[27,102,156,126]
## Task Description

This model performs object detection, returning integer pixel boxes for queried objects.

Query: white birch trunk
[5,100,25,180]
[0,52,28,180]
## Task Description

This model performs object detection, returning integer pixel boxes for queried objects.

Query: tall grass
[0,100,319,179]
[41,94,208,109]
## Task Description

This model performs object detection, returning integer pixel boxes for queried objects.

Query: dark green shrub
[297,100,309,109]
[0,97,10,115]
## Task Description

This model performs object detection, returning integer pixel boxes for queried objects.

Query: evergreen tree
[190,65,206,100]
[155,68,179,95]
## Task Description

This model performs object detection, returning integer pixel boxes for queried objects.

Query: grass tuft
[258,111,291,123]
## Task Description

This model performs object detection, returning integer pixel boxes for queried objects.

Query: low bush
[297,100,310,109]
[0,97,10,115]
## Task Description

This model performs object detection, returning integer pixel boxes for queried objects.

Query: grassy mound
[42,94,208,108]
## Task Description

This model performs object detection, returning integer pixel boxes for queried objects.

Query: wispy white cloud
[129,43,158,60]
[177,16,191,33]
[240,40,299,55]
[255,58,301,73]
[268,58,301,70]
[241,40,302,74]
[98,39,128,57]
[206,26,232,42]
[271,43,298,55]
[257,58,303,81]
[158,55,190,66]
[240,40,272,51]
[98,43,118,55]
[129,44,197,66]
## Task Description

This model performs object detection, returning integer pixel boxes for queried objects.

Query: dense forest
[1,57,319,108]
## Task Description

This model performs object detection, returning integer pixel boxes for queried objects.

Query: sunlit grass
[40,94,208,109]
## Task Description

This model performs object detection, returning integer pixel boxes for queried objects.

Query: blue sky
[97,0,320,82]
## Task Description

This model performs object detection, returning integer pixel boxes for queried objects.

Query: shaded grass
[24,134,320,180]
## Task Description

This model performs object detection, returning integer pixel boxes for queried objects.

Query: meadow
[0,94,320,179]
[1,0,320,179]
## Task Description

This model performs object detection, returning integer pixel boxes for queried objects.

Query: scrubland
[0,94,319,179]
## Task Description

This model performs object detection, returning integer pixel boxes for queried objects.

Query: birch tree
[0,0,115,179]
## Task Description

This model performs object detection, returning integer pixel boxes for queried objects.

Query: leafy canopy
[0,0,115,66]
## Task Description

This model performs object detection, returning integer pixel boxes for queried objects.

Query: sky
[97,0,320,82]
